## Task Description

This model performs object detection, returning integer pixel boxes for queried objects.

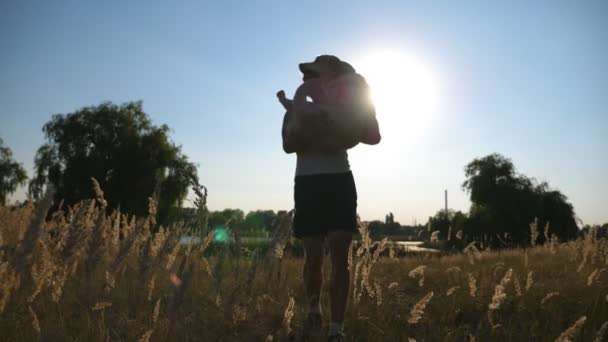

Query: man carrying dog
[278,55,381,342]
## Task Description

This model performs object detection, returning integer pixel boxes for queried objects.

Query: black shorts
[293,171,358,239]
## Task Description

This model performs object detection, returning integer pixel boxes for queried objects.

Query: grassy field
[1,191,607,341]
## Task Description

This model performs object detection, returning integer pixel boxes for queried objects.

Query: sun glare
[354,51,439,143]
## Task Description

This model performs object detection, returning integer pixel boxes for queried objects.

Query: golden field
[0,190,607,342]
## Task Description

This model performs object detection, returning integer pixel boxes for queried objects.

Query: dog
[277,55,375,151]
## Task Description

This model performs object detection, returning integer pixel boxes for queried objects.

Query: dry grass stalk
[149,227,167,259]
[0,262,20,313]
[492,261,505,275]
[487,310,501,330]
[352,229,388,302]
[29,305,41,335]
[352,258,365,303]
[578,253,589,273]
[388,282,399,290]
[92,302,112,311]
[201,257,212,277]
[446,286,460,296]
[555,316,586,342]
[587,268,606,286]
[198,229,215,254]
[91,177,108,208]
[464,242,482,265]
[373,238,389,262]
[29,240,56,303]
[408,265,426,287]
[165,242,181,270]
[147,197,157,227]
[152,298,161,324]
[215,293,222,307]
[232,303,247,324]
[513,272,523,296]
[530,218,539,247]
[12,188,54,275]
[467,273,477,297]
[526,271,534,291]
[549,234,558,254]
[105,270,116,292]
[594,321,608,342]
[147,274,156,301]
[543,222,550,243]
[356,222,372,257]
[50,266,68,302]
[408,291,434,324]
[347,241,354,271]
[282,295,295,336]
[541,292,559,306]
[374,280,383,306]
[138,329,154,342]
[445,266,462,274]
[578,229,596,272]
[430,230,440,243]
[488,268,513,310]
[587,269,599,286]
[103,211,120,261]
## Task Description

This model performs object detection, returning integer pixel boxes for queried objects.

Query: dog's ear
[337,61,355,74]
[321,55,356,75]
[323,55,344,73]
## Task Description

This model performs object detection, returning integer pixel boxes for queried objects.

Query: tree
[0,138,27,205]
[29,101,199,225]
[427,209,467,241]
[208,209,245,229]
[462,153,579,246]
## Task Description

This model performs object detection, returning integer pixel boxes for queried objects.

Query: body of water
[180,236,438,253]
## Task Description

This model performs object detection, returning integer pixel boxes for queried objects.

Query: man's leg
[327,230,353,336]
[302,235,325,313]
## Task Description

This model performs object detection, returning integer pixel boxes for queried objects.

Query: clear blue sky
[1,0,606,225]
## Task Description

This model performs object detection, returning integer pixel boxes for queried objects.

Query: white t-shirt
[295,150,350,176]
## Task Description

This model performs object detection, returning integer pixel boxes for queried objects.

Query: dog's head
[299,55,355,81]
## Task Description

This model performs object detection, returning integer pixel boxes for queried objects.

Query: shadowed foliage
[462,153,579,246]
[29,101,198,225]
[0,138,28,206]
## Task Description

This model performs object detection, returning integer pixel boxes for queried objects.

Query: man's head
[299,55,356,81]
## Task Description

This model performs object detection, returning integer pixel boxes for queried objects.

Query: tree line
[367,154,606,248]
[1,101,605,247]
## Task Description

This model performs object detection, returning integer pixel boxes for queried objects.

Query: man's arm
[282,111,296,153]
[282,110,333,154]
[282,111,312,154]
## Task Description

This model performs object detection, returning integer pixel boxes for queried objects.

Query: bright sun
[354,51,439,142]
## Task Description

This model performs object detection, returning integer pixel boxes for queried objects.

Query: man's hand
[277,90,292,110]
[276,90,286,101]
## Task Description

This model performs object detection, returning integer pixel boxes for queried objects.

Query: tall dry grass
[1,187,607,341]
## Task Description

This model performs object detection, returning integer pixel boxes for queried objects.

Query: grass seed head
[555,316,586,342]
[408,291,434,324]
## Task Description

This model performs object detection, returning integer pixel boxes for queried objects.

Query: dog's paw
[276,90,286,100]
